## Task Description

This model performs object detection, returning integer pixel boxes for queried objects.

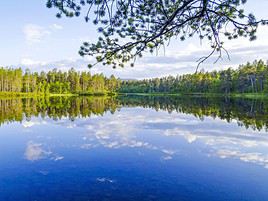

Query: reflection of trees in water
[0,98,24,123]
[118,95,268,131]
[0,95,268,130]
[0,96,119,125]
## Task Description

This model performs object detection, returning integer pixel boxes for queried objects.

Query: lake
[0,95,268,201]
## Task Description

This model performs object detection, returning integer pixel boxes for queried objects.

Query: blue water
[1,101,268,200]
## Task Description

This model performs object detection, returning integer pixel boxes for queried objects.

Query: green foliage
[0,67,120,95]
[1,60,268,96]
[0,68,22,92]
[47,0,267,68]
[120,60,268,94]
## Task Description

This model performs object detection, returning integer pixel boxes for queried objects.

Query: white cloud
[20,58,47,66]
[22,23,63,44]
[50,23,63,30]
[24,141,51,161]
[217,149,268,169]
[23,24,51,43]
[52,155,64,161]
[16,24,268,79]
[21,119,47,128]
[22,121,37,128]
[17,57,84,72]
[96,178,116,183]
[24,138,64,162]
[159,116,268,168]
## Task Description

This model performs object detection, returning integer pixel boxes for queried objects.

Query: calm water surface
[0,96,268,201]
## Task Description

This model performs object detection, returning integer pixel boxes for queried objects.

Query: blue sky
[0,0,268,79]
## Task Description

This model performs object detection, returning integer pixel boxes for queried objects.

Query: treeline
[2,60,268,95]
[120,60,268,94]
[0,68,120,94]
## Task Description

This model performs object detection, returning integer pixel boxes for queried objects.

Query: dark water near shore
[1,96,268,201]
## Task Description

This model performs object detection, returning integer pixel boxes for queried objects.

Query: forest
[120,60,268,94]
[0,68,120,95]
[1,60,268,96]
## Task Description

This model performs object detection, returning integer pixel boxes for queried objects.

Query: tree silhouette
[47,0,267,69]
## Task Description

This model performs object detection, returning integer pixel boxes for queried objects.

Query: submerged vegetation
[0,95,268,131]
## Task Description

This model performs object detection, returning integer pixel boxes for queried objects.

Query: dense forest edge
[120,60,268,97]
[1,60,268,97]
[0,68,120,97]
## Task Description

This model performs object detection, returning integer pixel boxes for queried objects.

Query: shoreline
[0,92,117,99]
[0,92,268,99]
[118,92,268,99]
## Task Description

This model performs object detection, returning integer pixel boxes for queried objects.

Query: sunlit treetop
[46,0,268,69]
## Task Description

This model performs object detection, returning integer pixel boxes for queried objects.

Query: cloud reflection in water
[24,141,64,162]
[20,107,268,169]
[75,108,268,169]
